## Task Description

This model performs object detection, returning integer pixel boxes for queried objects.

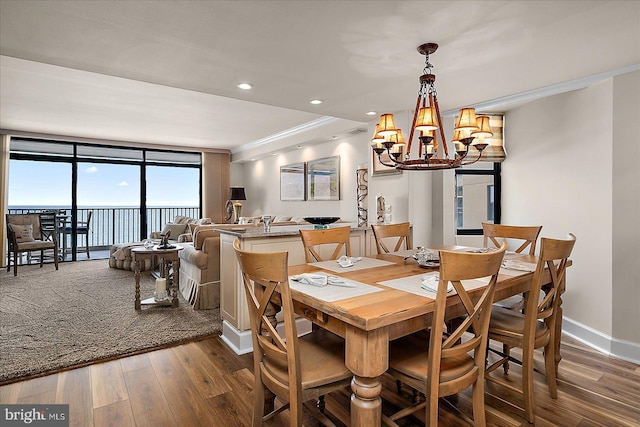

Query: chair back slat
[299,226,351,262]
[482,223,542,255]
[371,222,412,254]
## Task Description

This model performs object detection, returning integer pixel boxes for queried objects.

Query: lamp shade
[371,123,385,143]
[377,114,398,136]
[454,108,479,132]
[471,115,493,138]
[415,107,439,131]
[229,187,246,201]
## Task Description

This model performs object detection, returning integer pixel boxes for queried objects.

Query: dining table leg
[346,326,388,427]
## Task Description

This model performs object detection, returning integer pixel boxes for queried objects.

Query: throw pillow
[273,215,291,223]
[160,223,187,239]
[195,217,211,225]
[11,223,35,243]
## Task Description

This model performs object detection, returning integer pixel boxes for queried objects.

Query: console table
[132,245,183,309]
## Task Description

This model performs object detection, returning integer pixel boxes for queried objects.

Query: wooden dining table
[282,246,568,427]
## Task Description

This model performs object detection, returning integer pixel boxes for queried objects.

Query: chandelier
[371,43,493,170]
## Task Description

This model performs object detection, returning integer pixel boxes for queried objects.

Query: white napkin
[420,275,454,293]
[291,273,328,287]
[291,273,356,287]
[501,260,535,272]
[337,255,362,268]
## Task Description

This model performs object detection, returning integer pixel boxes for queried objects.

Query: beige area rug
[0,259,222,384]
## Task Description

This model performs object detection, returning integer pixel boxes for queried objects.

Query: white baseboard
[220,318,313,355]
[562,317,640,365]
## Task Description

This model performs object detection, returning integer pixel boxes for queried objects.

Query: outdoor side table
[132,245,183,310]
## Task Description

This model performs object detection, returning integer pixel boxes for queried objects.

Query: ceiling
[1,1,639,158]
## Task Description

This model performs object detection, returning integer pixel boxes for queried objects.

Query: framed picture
[280,162,306,201]
[372,146,403,176]
[307,156,340,201]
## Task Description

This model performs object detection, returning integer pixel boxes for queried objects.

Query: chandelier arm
[460,148,484,166]
[432,95,449,158]
[406,95,422,158]
[377,152,400,168]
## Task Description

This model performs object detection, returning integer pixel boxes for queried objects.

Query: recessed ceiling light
[237,83,253,90]
[272,152,277,156]
[366,111,377,116]
[310,99,323,105]
[297,145,302,149]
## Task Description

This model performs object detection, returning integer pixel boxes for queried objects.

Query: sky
[8,160,199,207]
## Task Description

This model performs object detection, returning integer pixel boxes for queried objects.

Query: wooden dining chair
[232,239,352,426]
[299,226,351,262]
[485,233,576,424]
[482,222,542,255]
[483,222,542,313]
[371,222,412,254]
[384,243,507,427]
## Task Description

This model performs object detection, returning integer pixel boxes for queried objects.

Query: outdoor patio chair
[6,213,59,276]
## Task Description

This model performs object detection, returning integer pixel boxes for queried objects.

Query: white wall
[612,71,640,347]
[240,133,370,222]
[502,81,614,336]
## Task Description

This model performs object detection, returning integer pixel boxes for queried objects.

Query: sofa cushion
[173,215,196,225]
[273,215,291,223]
[161,223,188,238]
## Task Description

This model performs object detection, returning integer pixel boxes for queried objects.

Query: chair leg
[472,380,487,427]
[54,247,59,271]
[253,383,266,427]
[85,234,90,259]
[40,250,44,268]
[13,252,17,276]
[522,345,535,423]
[502,344,511,374]
[426,392,438,426]
[544,341,558,399]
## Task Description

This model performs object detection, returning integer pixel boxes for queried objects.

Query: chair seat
[264,329,351,389]
[489,306,548,340]
[389,334,475,384]
[16,240,57,251]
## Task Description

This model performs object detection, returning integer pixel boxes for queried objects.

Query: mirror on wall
[280,162,306,201]
[307,156,340,201]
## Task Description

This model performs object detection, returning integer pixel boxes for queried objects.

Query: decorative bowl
[304,217,340,229]
[304,217,340,225]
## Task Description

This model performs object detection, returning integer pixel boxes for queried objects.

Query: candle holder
[154,290,169,302]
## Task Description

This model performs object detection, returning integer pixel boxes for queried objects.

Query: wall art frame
[280,162,306,201]
[307,156,340,201]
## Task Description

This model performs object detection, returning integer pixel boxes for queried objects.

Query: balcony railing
[7,206,200,255]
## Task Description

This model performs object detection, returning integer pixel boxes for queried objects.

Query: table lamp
[229,187,247,223]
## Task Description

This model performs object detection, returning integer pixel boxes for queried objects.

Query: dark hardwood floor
[1,334,638,426]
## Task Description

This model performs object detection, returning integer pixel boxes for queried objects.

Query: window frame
[9,138,202,258]
[454,162,501,236]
